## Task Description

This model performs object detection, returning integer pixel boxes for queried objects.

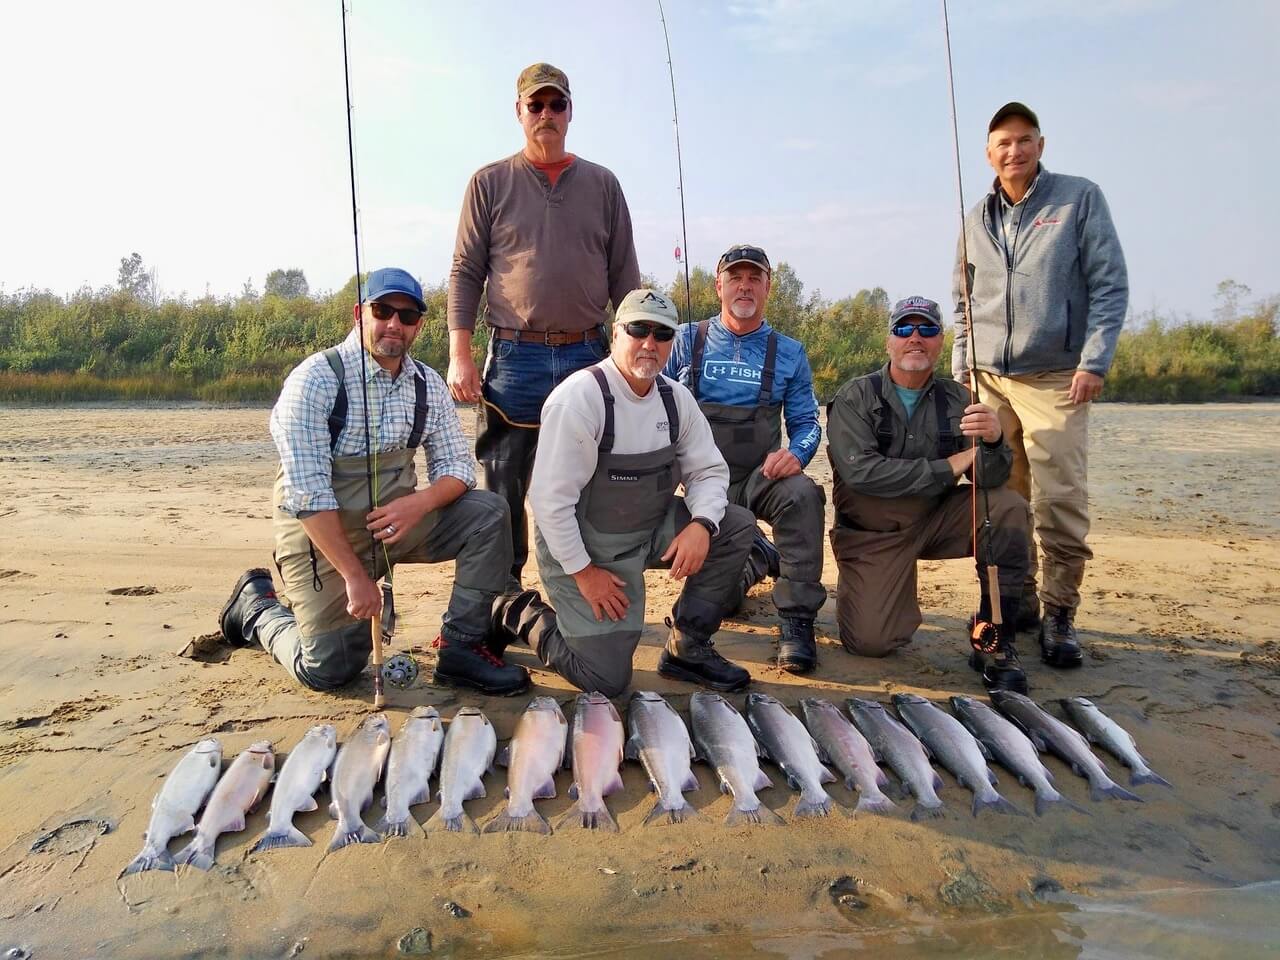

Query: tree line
[0,256,1275,403]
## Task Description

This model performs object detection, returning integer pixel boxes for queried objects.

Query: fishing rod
[940,0,1002,656]
[340,0,387,709]
[657,0,693,321]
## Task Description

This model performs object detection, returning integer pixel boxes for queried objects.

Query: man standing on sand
[447,62,641,591]
[662,244,826,675]
[952,102,1128,668]
[217,268,529,696]
[486,289,757,697]
[827,296,1031,693]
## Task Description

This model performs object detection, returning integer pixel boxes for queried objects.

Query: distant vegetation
[0,256,1275,404]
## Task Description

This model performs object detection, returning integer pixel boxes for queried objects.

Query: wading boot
[967,594,1028,694]
[432,633,530,696]
[1039,605,1084,668]
[218,568,280,648]
[656,618,750,692]
[486,589,546,658]
[776,617,817,675]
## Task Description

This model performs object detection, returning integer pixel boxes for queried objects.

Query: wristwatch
[690,516,718,538]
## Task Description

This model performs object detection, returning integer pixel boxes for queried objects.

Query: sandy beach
[1,400,1277,959]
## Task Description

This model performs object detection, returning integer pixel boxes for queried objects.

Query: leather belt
[491,327,603,346]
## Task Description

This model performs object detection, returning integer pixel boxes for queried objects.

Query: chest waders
[688,319,782,485]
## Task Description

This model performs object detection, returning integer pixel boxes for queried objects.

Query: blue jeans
[477,331,608,580]
[482,334,608,425]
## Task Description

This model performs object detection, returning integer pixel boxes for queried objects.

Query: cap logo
[638,291,670,309]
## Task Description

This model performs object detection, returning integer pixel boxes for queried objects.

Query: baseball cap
[988,101,1040,133]
[517,62,570,100]
[889,296,942,328]
[363,267,426,311]
[716,244,771,275]
[615,289,680,331]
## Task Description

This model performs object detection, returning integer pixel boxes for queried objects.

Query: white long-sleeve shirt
[529,357,729,575]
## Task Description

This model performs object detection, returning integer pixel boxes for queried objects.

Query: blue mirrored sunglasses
[890,321,942,338]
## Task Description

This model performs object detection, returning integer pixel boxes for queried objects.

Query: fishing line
[340,0,387,707]
[941,0,1002,652]
[657,0,692,320]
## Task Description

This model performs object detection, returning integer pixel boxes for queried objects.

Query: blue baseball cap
[363,267,426,311]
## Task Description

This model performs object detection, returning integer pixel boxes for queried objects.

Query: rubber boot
[657,618,750,692]
[218,568,281,648]
[1039,605,1084,668]
[431,631,530,696]
[776,617,817,675]
[968,595,1028,694]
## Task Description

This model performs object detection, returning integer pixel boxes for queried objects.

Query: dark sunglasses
[890,321,942,338]
[369,301,424,326]
[526,96,569,115]
[717,245,771,273]
[622,321,675,342]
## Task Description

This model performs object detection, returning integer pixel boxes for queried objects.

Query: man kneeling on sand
[485,289,757,697]
[825,296,1032,692]
[217,267,529,696]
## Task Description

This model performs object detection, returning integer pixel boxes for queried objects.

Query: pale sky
[4,0,1276,319]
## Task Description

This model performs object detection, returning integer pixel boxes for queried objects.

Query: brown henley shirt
[447,152,641,333]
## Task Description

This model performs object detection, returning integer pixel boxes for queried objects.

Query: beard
[371,338,406,359]
[622,355,660,380]
[728,298,756,321]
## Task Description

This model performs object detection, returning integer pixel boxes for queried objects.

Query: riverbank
[0,402,1276,958]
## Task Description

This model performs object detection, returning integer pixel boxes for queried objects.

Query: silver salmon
[120,738,223,875]
[426,707,496,834]
[557,692,625,832]
[847,698,945,821]
[328,714,392,851]
[484,697,566,835]
[892,694,1024,818]
[951,695,1085,817]
[690,691,783,826]
[1060,697,1172,788]
[174,740,274,870]
[378,706,446,839]
[746,693,835,818]
[252,724,337,852]
[990,691,1142,803]
[799,698,895,815]
[625,691,700,825]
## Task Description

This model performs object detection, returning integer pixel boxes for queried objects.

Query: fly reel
[969,617,1001,656]
[381,653,420,689]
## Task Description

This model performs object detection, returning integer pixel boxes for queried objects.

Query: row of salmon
[120,689,1169,874]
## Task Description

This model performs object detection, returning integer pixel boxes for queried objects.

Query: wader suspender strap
[310,349,430,590]
[590,367,680,454]
[687,319,779,404]
[867,371,957,458]
[322,348,429,452]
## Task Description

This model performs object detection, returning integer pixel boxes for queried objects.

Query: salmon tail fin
[251,825,312,852]
[1131,769,1172,789]
[554,801,618,833]
[725,804,784,827]
[482,809,552,835]
[424,809,477,835]
[1091,781,1143,803]
[327,822,381,851]
[642,798,698,826]
[794,793,832,819]
[375,815,425,839]
[909,800,946,822]
[854,793,896,816]
[172,841,214,871]
[119,845,174,877]
[973,792,1026,818]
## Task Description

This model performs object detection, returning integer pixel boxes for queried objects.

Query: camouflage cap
[517,62,570,100]
[615,289,680,331]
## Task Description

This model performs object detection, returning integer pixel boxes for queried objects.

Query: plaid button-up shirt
[269,329,475,517]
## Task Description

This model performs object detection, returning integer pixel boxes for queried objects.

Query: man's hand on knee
[571,564,630,622]
[761,449,802,480]
[343,572,383,620]
[661,522,711,580]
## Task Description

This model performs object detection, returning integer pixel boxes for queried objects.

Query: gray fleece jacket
[951,166,1128,378]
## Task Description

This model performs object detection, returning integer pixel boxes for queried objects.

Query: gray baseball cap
[889,296,942,328]
[989,101,1040,132]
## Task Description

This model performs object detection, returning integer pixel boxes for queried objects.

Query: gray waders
[687,319,826,619]
[529,368,755,697]
[258,446,512,692]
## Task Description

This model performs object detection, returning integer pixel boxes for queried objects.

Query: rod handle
[984,565,1002,626]
[371,614,386,709]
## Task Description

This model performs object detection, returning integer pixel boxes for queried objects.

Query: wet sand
[0,401,1277,959]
